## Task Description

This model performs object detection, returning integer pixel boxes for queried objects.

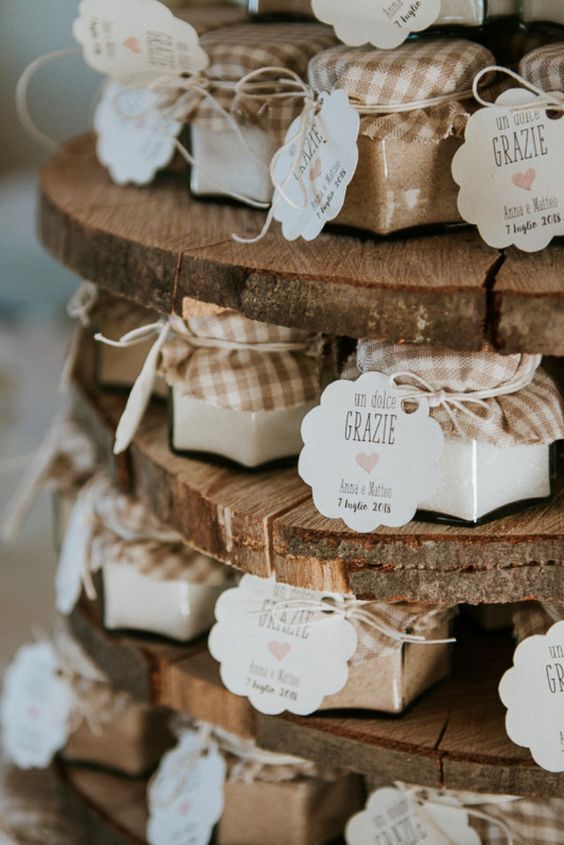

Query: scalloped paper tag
[271,90,359,241]
[208,575,357,716]
[1,643,73,769]
[147,731,226,845]
[73,0,208,84]
[311,0,441,49]
[298,373,444,533]
[500,619,564,772]
[346,787,480,845]
[452,88,564,252]
[94,82,182,185]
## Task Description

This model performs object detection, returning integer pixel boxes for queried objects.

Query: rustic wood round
[75,375,564,607]
[69,601,564,799]
[39,136,564,352]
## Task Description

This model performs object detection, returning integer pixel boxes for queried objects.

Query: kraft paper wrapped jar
[58,477,232,641]
[55,625,175,776]
[344,342,564,525]
[214,731,364,845]
[513,601,564,643]
[189,22,336,203]
[308,38,495,235]
[249,0,517,25]
[159,310,324,467]
[319,603,455,713]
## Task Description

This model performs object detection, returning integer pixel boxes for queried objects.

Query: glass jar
[249,0,518,25]
[188,23,336,205]
[343,341,563,526]
[163,311,323,468]
[521,0,564,26]
[309,38,495,236]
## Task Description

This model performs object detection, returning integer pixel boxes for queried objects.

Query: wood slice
[37,135,525,350]
[57,762,147,845]
[74,381,564,606]
[494,247,564,355]
[69,602,564,799]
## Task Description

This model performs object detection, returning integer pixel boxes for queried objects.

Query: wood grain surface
[73,381,564,606]
[69,603,564,799]
[38,135,564,351]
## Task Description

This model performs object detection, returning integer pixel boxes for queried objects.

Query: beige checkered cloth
[192,23,336,142]
[350,602,455,664]
[513,601,564,643]
[89,482,230,585]
[309,38,494,142]
[160,310,322,413]
[404,783,564,844]
[471,798,564,843]
[344,342,564,446]
[43,419,99,494]
[520,44,564,94]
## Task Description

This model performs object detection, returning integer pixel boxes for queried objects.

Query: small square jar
[93,293,167,398]
[160,310,323,468]
[102,557,229,642]
[309,39,495,236]
[63,702,175,777]
[249,0,517,25]
[344,342,564,525]
[54,624,175,776]
[319,604,454,713]
[59,477,233,640]
[521,0,564,26]
[216,736,364,845]
[189,23,336,204]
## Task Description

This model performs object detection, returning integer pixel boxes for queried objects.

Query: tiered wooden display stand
[40,131,564,842]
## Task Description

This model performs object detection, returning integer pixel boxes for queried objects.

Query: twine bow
[473,65,564,113]
[59,281,99,393]
[389,357,540,438]
[264,598,456,646]
[94,314,312,454]
[401,783,516,845]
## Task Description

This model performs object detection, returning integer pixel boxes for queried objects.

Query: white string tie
[401,784,516,845]
[95,314,311,454]
[15,47,82,153]
[59,281,99,393]
[262,599,456,646]
[353,86,476,116]
[473,65,564,113]
[389,357,540,438]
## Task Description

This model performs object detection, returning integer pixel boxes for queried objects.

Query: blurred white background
[0,2,99,669]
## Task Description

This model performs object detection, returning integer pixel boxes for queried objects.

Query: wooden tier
[58,763,147,845]
[69,600,564,799]
[40,136,564,353]
[74,379,564,606]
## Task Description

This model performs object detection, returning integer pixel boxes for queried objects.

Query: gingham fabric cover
[159,310,322,412]
[520,43,564,93]
[192,22,336,141]
[344,342,564,446]
[309,38,495,142]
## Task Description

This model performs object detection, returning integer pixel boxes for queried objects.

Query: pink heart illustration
[356,452,379,474]
[268,641,291,661]
[179,800,191,817]
[310,158,322,182]
[512,168,536,191]
[123,36,142,54]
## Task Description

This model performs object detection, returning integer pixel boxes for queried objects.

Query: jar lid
[520,43,564,94]
[309,38,495,106]
[201,22,336,82]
